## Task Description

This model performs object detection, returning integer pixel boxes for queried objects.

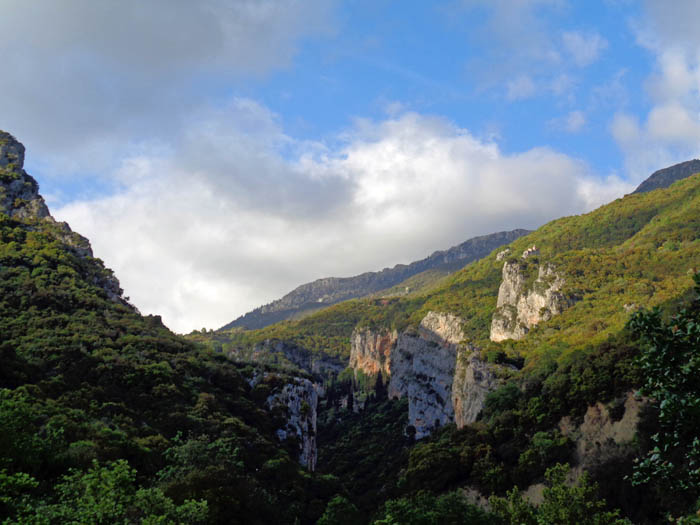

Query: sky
[1,0,700,333]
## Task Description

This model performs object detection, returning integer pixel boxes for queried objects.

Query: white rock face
[389,331,457,438]
[350,312,503,438]
[496,248,511,261]
[419,311,464,345]
[266,377,319,471]
[349,328,398,377]
[490,259,572,342]
[452,351,501,428]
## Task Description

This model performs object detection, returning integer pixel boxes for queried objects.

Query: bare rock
[490,259,573,342]
[349,328,398,377]
[452,350,501,428]
[266,377,320,471]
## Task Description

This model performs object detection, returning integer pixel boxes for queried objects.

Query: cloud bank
[56,105,630,332]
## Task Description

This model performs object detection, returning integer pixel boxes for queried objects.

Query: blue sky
[1,0,699,332]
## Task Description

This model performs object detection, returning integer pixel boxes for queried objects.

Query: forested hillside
[0,133,339,524]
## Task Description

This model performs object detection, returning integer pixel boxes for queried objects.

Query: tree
[374,371,387,402]
[374,491,492,525]
[490,463,631,525]
[627,273,700,504]
[28,459,208,524]
[317,495,362,525]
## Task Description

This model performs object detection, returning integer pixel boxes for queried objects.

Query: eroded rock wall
[350,312,504,438]
[349,328,398,377]
[265,376,320,471]
[452,351,501,428]
[490,258,572,342]
[388,331,457,438]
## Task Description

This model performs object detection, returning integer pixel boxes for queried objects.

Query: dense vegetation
[0,212,339,524]
[193,174,700,523]
[3,147,700,523]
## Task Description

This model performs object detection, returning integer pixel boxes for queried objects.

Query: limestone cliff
[452,351,501,428]
[349,312,504,438]
[261,375,320,471]
[559,391,645,475]
[490,257,572,342]
[388,330,458,438]
[349,328,398,377]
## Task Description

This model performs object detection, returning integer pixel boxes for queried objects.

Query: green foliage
[627,273,700,509]
[316,398,412,518]
[490,463,632,525]
[205,174,700,380]
[374,491,493,525]
[0,212,337,524]
[317,495,363,525]
[26,459,208,524]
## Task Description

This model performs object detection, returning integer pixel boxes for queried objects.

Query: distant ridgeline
[633,158,700,194]
[222,228,531,330]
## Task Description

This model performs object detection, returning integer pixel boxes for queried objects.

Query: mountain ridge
[221,228,531,330]
[633,158,700,194]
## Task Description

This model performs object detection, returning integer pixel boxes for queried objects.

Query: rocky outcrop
[349,328,398,377]
[264,376,320,471]
[0,131,127,305]
[452,351,501,428]
[350,312,504,439]
[221,229,531,330]
[490,258,572,342]
[496,248,511,261]
[418,311,464,345]
[559,391,645,475]
[0,131,50,220]
[389,331,457,438]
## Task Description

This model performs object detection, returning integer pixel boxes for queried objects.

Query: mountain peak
[633,159,700,194]
[0,130,26,170]
[0,131,51,220]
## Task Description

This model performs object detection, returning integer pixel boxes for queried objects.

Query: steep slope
[0,132,337,525]
[197,168,700,522]
[221,228,530,330]
[633,158,700,193]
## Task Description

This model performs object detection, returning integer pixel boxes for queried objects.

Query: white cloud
[507,76,537,101]
[0,0,335,175]
[609,0,700,180]
[55,104,629,333]
[562,31,608,67]
[565,110,586,132]
[549,110,586,133]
